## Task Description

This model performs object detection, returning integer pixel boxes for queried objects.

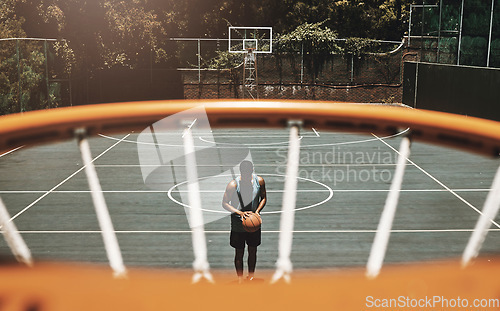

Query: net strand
[0,196,33,266]
[366,136,411,279]
[77,132,127,278]
[183,127,214,284]
[271,125,301,284]
[462,163,500,267]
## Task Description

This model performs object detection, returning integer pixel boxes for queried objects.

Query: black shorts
[230,229,261,249]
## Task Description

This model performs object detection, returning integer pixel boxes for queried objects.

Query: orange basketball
[242,213,262,232]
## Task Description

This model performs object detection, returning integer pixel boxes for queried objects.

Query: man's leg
[248,246,257,280]
[231,230,246,282]
[235,248,245,282]
[246,229,261,280]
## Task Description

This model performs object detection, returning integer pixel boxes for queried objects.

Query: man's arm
[255,176,267,215]
[222,180,248,218]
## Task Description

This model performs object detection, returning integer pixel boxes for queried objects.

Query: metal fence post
[44,40,50,108]
[16,39,22,112]
[457,0,464,65]
[300,41,304,84]
[197,39,201,84]
[487,0,495,67]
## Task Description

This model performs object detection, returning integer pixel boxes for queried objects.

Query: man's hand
[239,211,253,219]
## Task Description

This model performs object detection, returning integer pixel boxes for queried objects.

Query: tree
[24,0,170,72]
[0,0,25,114]
[0,0,56,113]
[0,0,421,112]
[277,21,341,83]
[101,1,168,68]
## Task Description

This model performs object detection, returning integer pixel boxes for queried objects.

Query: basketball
[242,213,262,232]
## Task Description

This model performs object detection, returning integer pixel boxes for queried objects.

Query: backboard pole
[243,48,258,100]
[228,26,272,100]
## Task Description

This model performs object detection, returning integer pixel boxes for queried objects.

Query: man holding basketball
[222,160,266,283]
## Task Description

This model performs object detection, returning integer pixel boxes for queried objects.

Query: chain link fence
[175,38,404,102]
[408,1,500,68]
[0,37,405,114]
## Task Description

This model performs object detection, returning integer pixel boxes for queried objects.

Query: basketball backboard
[228,27,273,54]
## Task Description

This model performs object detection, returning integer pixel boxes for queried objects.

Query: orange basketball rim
[0,100,499,311]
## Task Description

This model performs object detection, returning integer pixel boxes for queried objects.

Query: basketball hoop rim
[1,100,500,309]
[0,100,499,157]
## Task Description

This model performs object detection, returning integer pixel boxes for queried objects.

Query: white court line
[373,134,500,229]
[93,163,401,167]
[199,135,304,146]
[210,135,317,138]
[15,228,500,234]
[99,128,409,149]
[9,134,131,222]
[0,189,331,193]
[0,146,24,158]
[312,128,320,137]
[134,134,319,138]
[0,188,492,194]
[187,118,197,129]
[181,118,197,138]
[210,134,318,138]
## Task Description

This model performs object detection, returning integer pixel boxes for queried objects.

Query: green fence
[403,61,500,121]
[409,0,500,68]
